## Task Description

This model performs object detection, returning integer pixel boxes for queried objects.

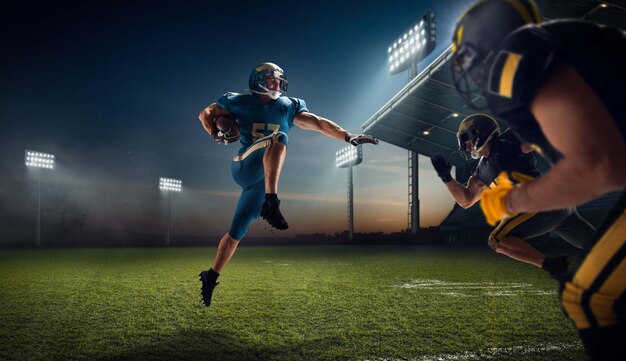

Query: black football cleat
[199,271,219,307]
[542,255,570,280]
[260,198,289,230]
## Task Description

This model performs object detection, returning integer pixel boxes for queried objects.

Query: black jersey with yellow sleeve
[485,20,626,163]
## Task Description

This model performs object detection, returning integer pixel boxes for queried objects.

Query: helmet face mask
[249,63,288,100]
[451,44,492,110]
[457,131,474,160]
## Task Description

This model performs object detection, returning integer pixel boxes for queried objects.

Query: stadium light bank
[25,150,55,247]
[388,11,437,80]
[159,177,181,246]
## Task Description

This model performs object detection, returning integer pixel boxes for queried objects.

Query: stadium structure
[361,0,625,243]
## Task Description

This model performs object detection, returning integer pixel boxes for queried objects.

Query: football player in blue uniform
[197,62,378,307]
[451,0,626,358]
[431,114,594,278]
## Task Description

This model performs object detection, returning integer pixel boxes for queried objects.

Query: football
[214,114,240,143]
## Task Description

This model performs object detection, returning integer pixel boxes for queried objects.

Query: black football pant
[488,206,595,250]
[561,191,626,360]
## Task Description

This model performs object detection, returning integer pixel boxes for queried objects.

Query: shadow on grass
[90,328,314,361]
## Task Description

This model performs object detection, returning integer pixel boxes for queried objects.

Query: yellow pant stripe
[564,210,626,329]
[499,53,521,98]
[489,212,536,245]
[590,257,626,327]
[562,282,590,329]
[572,212,626,289]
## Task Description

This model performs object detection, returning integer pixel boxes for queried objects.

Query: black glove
[430,154,453,183]
[213,129,240,145]
[345,133,379,146]
[542,255,569,280]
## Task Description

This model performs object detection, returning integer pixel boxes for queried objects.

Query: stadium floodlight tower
[159,177,182,246]
[388,11,437,80]
[387,11,437,234]
[25,150,55,247]
[336,145,363,241]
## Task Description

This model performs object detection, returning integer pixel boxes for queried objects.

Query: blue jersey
[216,92,308,153]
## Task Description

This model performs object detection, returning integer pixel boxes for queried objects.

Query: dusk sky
[0,0,476,240]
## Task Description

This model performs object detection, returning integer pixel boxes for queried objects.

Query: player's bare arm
[506,65,626,213]
[430,154,487,208]
[446,176,487,209]
[294,111,379,145]
[293,111,350,141]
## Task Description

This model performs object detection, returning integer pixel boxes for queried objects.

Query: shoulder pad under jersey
[486,25,560,116]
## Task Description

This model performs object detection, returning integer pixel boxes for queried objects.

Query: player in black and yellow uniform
[431,114,594,277]
[450,0,626,359]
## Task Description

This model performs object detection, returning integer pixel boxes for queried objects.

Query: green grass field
[0,246,588,361]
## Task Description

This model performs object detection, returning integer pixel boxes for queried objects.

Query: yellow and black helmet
[450,0,541,108]
[457,114,501,160]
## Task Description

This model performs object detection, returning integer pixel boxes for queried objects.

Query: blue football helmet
[249,62,288,100]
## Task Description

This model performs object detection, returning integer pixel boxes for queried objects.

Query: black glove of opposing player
[430,154,453,183]
[542,255,569,280]
[213,129,240,145]
[345,133,379,146]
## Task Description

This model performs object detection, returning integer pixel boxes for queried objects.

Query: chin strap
[250,85,283,100]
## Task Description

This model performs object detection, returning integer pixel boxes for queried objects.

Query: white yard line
[439,292,474,298]
[397,285,531,289]
[365,342,583,361]
[393,279,555,297]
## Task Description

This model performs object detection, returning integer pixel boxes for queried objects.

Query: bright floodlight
[25,150,55,169]
[159,177,182,192]
[388,11,436,75]
[336,145,363,168]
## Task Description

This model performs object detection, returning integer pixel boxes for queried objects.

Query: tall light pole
[387,11,437,233]
[335,145,363,240]
[159,177,181,246]
[25,150,55,247]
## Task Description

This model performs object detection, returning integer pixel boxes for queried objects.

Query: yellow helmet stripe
[451,25,464,53]
[499,52,522,98]
[457,119,474,134]
[503,0,541,24]
[458,113,497,134]
[456,25,464,46]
